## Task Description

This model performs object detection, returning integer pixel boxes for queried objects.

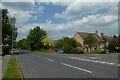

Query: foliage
[3,57,22,78]
[1,9,17,54]
[15,38,30,50]
[27,26,47,51]
[2,45,11,55]
[74,47,84,54]
[61,44,74,54]
[108,35,120,53]
[42,36,53,49]
[0,45,1,52]
[91,49,107,54]
[84,34,98,52]
[54,37,80,49]
[53,37,82,54]
[15,26,47,51]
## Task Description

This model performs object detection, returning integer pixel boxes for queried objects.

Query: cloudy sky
[1,0,119,41]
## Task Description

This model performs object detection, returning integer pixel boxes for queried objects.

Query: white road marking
[31,54,41,58]
[61,63,92,74]
[46,58,54,62]
[69,57,116,66]
[117,64,120,66]
[31,54,54,62]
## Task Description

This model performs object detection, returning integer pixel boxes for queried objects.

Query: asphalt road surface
[17,51,118,78]
[0,56,2,79]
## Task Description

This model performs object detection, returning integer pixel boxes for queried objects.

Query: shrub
[91,49,107,54]
[62,44,74,54]
[74,47,84,54]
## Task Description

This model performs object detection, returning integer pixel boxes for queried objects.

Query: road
[0,56,2,79]
[17,51,118,78]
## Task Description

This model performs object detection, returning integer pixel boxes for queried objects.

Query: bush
[74,47,84,54]
[91,49,107,54]
[108,45,116,53]
[62,44,74,54]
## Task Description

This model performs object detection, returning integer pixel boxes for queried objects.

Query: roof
[77,32,102,42]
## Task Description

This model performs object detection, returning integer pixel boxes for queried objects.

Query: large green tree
[27,26,47,51]
[1,9,17,54]
[84,35,98,52]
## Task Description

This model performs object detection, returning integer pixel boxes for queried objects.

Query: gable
[74,33,84,46]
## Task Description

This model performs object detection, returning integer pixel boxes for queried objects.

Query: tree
[84,35,98,52]
[53,37,80,49]
[53,37,81,53]
[15,38,30,50]
[42,36,53,49]
[1,9,17,54]
[27,26,47,51]
[61,44,73,54]
[108,35,120,52]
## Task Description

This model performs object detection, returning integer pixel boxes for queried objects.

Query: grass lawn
[3,57,22,79]
[35,49,50,54]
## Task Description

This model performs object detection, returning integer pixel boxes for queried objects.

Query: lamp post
[12,14,16,55]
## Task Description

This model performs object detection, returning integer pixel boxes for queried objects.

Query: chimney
[95,31,98,35]
[101,33,104,40]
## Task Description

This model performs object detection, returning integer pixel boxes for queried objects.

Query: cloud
[17,13,118,40]
[54,2,118,20]
[2,2,44,26]
[45,19,52,24]
[52,2,70,6]
[2,2,35,10]
[38,6,44,14]
[2,0,35,2]
[2,2,117,40]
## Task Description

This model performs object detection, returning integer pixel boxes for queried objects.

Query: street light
[12,14,16,55]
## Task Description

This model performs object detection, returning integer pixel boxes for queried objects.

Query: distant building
[74,31,107,52]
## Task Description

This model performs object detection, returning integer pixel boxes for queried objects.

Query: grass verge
[0,45,2,56]
[3,56,22,79]
[35,49,50,54]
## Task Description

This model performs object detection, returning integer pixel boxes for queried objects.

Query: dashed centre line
[46,58,54,62]
[61,63,92,74]
[31,54,92,74]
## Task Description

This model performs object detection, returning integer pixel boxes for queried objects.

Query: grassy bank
[3,56,22,79]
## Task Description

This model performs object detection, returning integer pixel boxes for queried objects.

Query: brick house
[74,31,106,52]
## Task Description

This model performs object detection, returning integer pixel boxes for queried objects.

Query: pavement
[17,51,119,78]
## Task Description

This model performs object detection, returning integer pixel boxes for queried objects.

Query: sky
[1,0,119,41]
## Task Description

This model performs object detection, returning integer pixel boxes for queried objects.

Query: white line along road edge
[69,57,116,66]
[61,63,92,74]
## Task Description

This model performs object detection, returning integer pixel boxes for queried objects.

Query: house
[74,31,106,52]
